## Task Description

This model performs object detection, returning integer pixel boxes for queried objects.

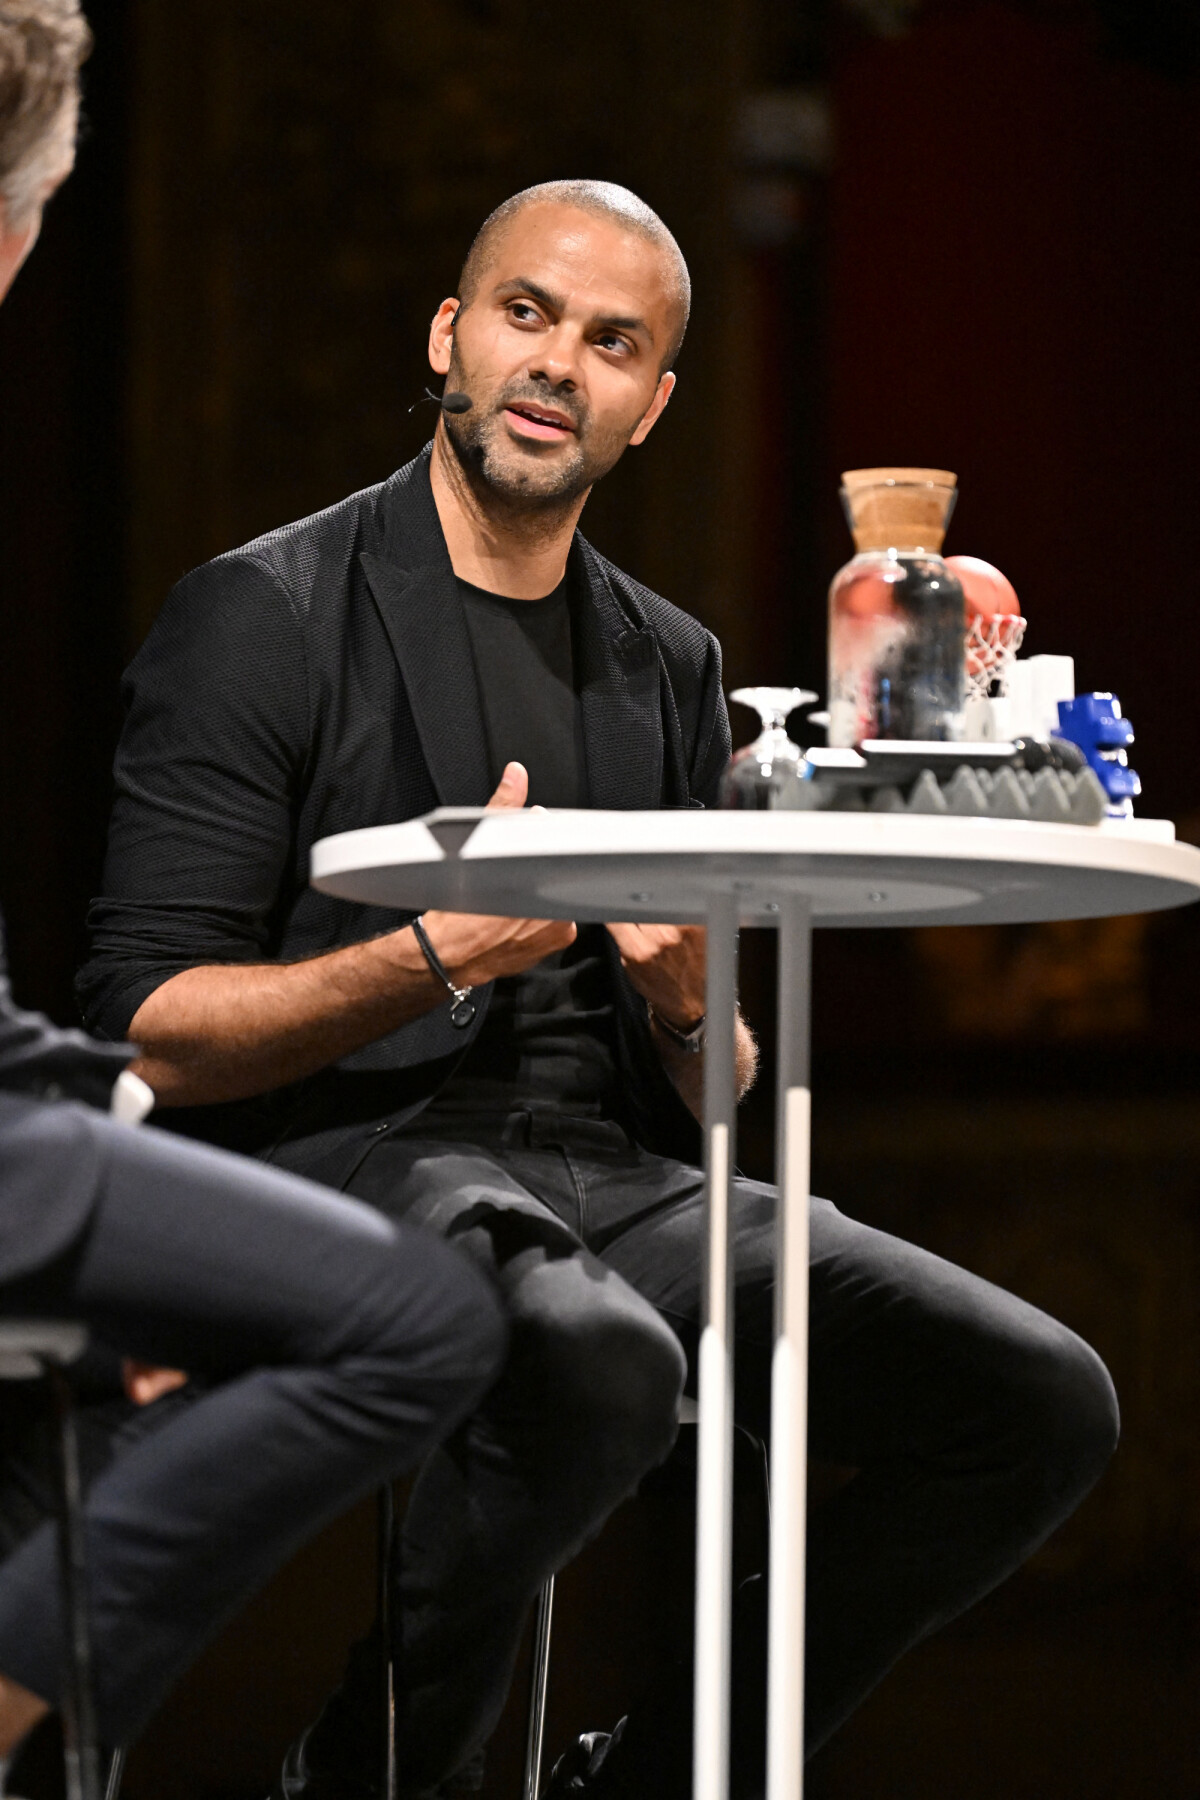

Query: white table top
[311,808,1200,929]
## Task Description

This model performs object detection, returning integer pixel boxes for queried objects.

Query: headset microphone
[407,387,475,416]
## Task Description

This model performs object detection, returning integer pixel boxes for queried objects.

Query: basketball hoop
[965,611,1027,699]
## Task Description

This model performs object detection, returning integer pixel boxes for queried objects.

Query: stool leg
[521,1577,555,1800]
[104,1746,126,1800]
[45,1362,101,1800]
[376,1485,398,1800]
[733,1423,772,1529]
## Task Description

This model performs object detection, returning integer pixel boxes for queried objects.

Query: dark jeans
[306,1108,1119,1797]
[0,1099,506,1745]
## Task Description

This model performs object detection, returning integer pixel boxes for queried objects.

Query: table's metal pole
[694,889,739,1800]
[767,898,812,1800]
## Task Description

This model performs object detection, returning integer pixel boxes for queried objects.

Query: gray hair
[458,179,692,370]
[0,0,89,224]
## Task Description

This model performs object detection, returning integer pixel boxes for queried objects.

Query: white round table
[312,808,1200,1800]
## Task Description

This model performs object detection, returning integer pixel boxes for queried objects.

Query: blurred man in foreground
[0,3,506,1780]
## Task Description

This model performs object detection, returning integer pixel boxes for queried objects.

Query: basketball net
[965,612,1027,699]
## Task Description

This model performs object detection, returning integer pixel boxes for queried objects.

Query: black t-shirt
[458,577,587,809]
[417,574,621,1121]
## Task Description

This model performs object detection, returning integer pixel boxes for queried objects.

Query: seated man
[0,3,505,1780]
[79,177,1120,1799]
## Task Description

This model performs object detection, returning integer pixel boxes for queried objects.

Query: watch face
[655,1010,705,1050]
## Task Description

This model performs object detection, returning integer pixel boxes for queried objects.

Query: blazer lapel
[361,456,664,813]
[572,539,664,811]
[360,462,493,808]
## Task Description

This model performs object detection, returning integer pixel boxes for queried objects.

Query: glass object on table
[828,467,966,747]
[719,687,820,809]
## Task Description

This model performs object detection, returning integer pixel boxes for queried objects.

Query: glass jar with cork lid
[827,467,966,747]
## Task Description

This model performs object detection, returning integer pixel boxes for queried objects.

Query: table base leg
[768,899,812,1800]
[693,891,738,1800]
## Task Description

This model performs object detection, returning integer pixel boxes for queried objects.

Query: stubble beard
[440,352,633,523]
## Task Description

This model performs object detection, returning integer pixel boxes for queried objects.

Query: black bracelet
[649,1006,706,1054]
[412,916,476,1029]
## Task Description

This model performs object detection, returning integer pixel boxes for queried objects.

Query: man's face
[429,203,679,508]
[0,97,77,306]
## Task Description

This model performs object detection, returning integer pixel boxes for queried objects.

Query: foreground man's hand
[0,1669,49,1759]
[123,1361,189,1405]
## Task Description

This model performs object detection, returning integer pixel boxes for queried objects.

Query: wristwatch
[649,1006,706,1054]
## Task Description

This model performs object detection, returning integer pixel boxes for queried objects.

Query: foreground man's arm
[129,764,574,1108]
[606,921,758,1121]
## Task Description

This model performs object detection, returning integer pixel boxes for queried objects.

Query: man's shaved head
[428,180,685,517]
[459,179,691,369]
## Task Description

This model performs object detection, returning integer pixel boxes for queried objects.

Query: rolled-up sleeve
[77,554,310,1040]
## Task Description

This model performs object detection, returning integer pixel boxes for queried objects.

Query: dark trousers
[306,1109,1119,1796]
[0,1097,506,1746]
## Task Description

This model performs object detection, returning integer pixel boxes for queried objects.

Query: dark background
[2,1,1199,1795]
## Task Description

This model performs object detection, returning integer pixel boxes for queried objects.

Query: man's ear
[428,298,459,376]
[629,371,676,447]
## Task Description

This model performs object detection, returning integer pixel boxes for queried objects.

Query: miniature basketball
[837,569,900,619]
[944,555,1020,621]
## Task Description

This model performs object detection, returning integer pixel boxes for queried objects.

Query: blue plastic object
[1054,693,1141,806]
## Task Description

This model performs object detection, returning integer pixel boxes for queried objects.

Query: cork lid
[840,467,958,553]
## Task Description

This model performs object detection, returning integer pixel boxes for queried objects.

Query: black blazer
[78,447,732,1189]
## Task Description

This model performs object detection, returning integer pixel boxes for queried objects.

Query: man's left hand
[605,922,706,1030]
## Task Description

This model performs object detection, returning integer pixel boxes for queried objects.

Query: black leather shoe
[267,1728,484,1800]
[540,1717,629,1797]
[541,1571,769,1800]
[267,1726,380,1800]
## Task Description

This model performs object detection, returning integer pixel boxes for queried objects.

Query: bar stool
[376,1402,769,1800]
[377,1485,399,1800]
[521,1398,771,1800]
[0,1320,101,1800]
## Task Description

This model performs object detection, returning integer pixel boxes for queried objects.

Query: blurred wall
[826,0,1200,823]
[124,0,756,664]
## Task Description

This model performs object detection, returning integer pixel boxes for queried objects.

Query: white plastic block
[1006,655,1075,740]
[962,692,1017,742]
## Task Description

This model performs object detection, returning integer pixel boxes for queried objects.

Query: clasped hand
[413,764,705,1027]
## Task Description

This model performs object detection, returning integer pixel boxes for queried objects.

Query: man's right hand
[127,761,575,1109]
[410,761,576,987]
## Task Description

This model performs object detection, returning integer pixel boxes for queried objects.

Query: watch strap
[649,1006,706,1053]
